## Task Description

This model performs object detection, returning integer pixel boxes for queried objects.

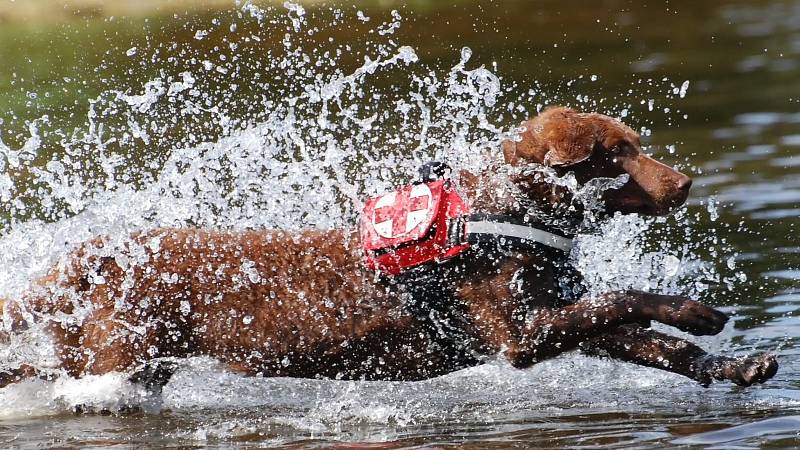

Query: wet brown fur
[0,107,777,389]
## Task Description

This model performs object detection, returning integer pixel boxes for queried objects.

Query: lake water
[0,0,798,448]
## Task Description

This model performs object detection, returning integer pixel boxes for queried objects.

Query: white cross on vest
[372,183,433,238]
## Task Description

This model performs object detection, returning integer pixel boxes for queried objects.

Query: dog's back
[6,228,477,381]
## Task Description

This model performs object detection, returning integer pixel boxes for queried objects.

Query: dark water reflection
[0,0,799,448]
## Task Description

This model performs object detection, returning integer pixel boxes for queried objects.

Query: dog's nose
[676,174,692,192]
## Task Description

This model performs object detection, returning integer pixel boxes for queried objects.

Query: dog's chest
[391,251,564,335]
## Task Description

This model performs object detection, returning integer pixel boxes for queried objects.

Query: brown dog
[0,107,777,391]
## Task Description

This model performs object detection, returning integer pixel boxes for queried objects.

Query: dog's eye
[608,145,622,155]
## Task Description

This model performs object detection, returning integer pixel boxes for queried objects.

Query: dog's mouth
[602,180,690,217]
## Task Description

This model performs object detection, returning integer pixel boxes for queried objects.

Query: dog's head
[502,106,691,216]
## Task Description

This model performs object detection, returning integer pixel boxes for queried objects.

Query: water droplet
[679,80,690,98]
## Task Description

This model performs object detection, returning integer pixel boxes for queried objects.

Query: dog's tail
[0,297,47,388]
[0,297,28,345]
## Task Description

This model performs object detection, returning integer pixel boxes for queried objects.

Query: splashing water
[0,1,746,433]
[0,6,511,294]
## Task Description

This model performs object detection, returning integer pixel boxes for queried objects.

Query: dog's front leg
[480,290,729,369]
[580,325,778,387]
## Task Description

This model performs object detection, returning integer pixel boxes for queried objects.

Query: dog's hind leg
[0,364,42,388]
[128,360,179,394]
[580,325,778,387]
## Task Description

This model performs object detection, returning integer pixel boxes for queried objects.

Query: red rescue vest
[360,180,471,275]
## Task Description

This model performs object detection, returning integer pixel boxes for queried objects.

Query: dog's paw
[672,299,729,336]
[724,353,779,387]
[699,353,779,387]
[642,295,728,336]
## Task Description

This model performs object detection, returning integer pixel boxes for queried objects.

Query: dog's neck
[454,165,584,302]
[457,165,584,237]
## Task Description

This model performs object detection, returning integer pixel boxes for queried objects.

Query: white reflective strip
[465,221,573,252]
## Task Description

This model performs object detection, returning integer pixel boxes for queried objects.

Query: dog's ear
[502,128,549,166]
[503,107,596,167]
